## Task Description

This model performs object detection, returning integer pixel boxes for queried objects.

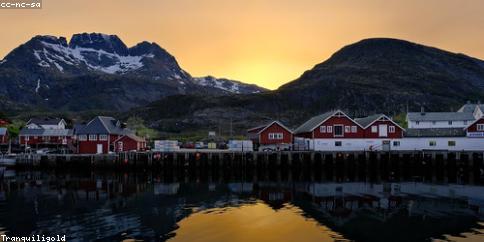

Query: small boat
[0,154,16,167]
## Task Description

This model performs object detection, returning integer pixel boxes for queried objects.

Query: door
[378,124,388,137]
[334,125,344,137]
[96,144,103,154]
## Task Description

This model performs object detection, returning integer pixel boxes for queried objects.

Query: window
[334,125,344,137]
[327,126,333,133]
[393,141,400,146]
[99,135,108,141]
[88,134,97,141]
[351,126,357,133]
[269,133,283,140]
[429,141,437,146]
[320,126,326,133]
[432,121,436,125]
[448,121,453,125]
[415,121,420,125]
[25,136,30,141]
[448,141,456,146]
[371,126,378,133]
[389,126,395,133]
[345,126,351,133]
[464,121,468,125]
[78,135,87,141]
[477,124,484,131]
[335,141,342,147]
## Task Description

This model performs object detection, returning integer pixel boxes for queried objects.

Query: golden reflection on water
[168,201,347,242]
[441,222,484,242]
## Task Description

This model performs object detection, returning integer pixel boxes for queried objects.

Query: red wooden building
[113,134,147,152]
[465,117,484,137]
[354,114,404,138]
[0,128,8,145]
[247,121,293,151]
[0,119,9,127]
[19,128,74,148]
[294,110,365,139]
[75,116,145,154]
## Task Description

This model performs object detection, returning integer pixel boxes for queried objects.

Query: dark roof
[0,128,7,135]
[19,128,73,136]
[354,114,384,128]
[27,117,64,125]
[294,111,335,134]
[407,112,475,122]
[458,103,477,113]
[404,128,466,137]
[75,116,127,135]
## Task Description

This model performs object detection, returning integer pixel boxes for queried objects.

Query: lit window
[429,141,436,146]
[389,126,395,133]
[78,135,87,141]
[345,126,351,133]
[320,126,326,133]
[269,133,283,140]
[371,126,378,133]
[351,126,357,133]
[448,141,456,146]
[99,135,108,141]
[88,134,97,141]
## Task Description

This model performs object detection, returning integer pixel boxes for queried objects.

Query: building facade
[247,121,293,151]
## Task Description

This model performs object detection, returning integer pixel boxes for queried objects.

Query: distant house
[0,127,8,145]
[406,111,475,129]
[247,121,293,151]
[113,134,147,152]
[465,117,484,138]
[26,118,67,129]
[458,102,484,119]
[74,116,145,154]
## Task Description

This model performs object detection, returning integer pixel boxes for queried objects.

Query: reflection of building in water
[227,183,253,193]
[154,183,180,195]
[304,182,484,224]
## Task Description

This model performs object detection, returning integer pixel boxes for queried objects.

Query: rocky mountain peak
[69,33,129,55]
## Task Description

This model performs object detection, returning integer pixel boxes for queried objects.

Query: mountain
[127,38,484,134]
[193,76,267,94]
[0,33,265,112]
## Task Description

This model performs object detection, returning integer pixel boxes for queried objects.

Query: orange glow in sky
[1,0,483,89]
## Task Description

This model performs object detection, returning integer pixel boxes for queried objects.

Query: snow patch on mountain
[35,41,154,74]
[193,76,265,94]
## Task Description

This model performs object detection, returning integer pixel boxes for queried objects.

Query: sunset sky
[1,0,484,89]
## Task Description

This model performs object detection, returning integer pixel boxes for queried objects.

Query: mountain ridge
[125,38,484,134]
[0,32,266,112]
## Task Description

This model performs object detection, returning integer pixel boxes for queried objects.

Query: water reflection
[0,169,483,242]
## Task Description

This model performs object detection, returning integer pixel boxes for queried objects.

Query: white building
[26,118,67,130]
[406,111,475,129]
[458,102,484,119]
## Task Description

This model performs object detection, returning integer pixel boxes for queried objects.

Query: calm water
[0,169,483,242]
